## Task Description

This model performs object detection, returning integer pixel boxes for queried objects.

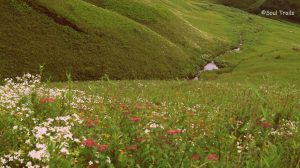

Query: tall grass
[1,74,299,167]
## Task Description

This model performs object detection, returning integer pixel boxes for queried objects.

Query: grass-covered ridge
[0,0,231,81]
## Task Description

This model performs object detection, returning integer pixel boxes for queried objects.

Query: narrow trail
[192,33,244,80]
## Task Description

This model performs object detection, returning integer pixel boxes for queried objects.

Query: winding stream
[192,34,243,80]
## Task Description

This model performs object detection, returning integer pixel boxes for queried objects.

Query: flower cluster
[0,73,40,115]
[0,74,104,167]
[82,139,108,153]
[0,74,299,167]
[270,119,298,137]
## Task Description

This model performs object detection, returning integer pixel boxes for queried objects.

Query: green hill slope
[0,0,300,83]
[0,0,230,81]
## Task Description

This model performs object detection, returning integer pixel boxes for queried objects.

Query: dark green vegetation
[219,0,300,23]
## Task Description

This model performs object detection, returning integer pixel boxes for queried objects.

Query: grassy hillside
[0,0,300,84]
[211,12,300,85]
[0,0,232,81]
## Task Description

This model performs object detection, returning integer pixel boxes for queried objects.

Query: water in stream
[192,34,243,81]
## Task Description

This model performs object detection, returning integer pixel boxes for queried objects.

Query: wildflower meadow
[0,74,299,167]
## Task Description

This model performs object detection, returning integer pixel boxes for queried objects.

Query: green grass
[0,0,231,81]
[0,0,192,80]
[213,16,300,86]
[1,0,300,167]
[0,75,299,167]
[1,0,300,84]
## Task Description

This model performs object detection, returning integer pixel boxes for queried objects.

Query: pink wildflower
[207,153,219,161]
[167,129,182,135]
[82,139,96,148]
[130,117,141,122]
[40,97,55,104]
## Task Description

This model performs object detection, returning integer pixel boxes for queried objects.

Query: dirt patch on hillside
[23,0,84,33]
